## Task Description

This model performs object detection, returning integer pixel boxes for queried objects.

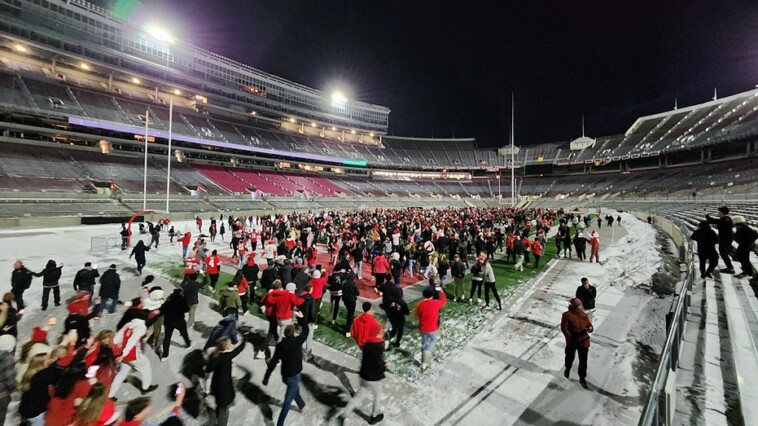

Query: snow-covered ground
[1,212,669,425]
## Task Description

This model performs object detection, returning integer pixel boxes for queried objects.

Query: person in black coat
[73,263,99,303]
[336,322,386,424]
[342,271,360,337]
[278,259,294,286]
[292,267,310,293]
[98,264,121,314]
[207,335,249,426]
[181,277,203,328]
[159,288,192,360]
[129,240,150,275]
[575,278,597,311]
[297,284,316,359]
[385,285,409,348]
[705,206,735,273]
[260,261,278,292]
[263,325,309,426]
[733,216,757,279]
[11,261,34,311]
[573,232,588,261]
[691,220,719,279]
[33,259,63,310]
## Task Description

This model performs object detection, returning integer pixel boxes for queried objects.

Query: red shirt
[532,241,543,256]
[206,255,220,275]
[309,276,328,299]
[372,256,390,274]
[46,380,93,426]
[350,313,383,349]
[268,289,304,320]
[414,291,447,333]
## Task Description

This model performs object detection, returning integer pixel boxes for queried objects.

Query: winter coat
[293,270,310,292]
[481,263,495,283]
[207,342,246,407]
[691,227,719,255]
[341,277,360,305]
[203,315,239,351]
[11,267,34,291]
[33,265,62,288]
[264,326,309,381]
[261,266,277,291]
[296,292,316,326]
[278,263,294,285]
[575,285,597,310]
[573,235,588,252]
[73,267,99,291]
[98,269,121,299]
[451,260,466,279]
[705,214,734,243]
[372,256,390,275]
[360,342,386,382]
[218,288,242,312]
[19,363,63,419]
[561,309,593,349]
[130,243,150,263]
[310,276,328,300]
[350,313,383,349]
[512,239,524,256]
[161,292,190,324]
[267,290,304,321]
[242,262,260,284]
[181,279,203,305]
[734,223,758,250]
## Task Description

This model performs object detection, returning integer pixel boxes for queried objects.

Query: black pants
[240,293,249,314]
[41,286,60,309]
[534,254,541,268]
[136,260,145,274]
[344,301,356,332]
[483,281,501,309]
[209,273,220,289]
[11,288,25,310]
[121,237,128,250]
[375,273,386,289]
[388,314,405,346]
[736,247,755,276]
[251,241,257,251]
[331,295,342,321]
[699,250,719,276]
[565,344,589,379]
[162,320,191,358]
[262,315,279,352]
[718,241,734,270]
[470,280,483,300]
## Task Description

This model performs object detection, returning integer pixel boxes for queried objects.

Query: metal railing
[638,222,696,426]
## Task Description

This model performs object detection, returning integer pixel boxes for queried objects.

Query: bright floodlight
[145,25,174,43]
[14,44,27,53]
[331,90,348,108]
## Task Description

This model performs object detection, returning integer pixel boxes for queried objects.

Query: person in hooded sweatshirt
[262,324,309,426]
[336,320,386,425]
[218,282,242,319]
[573,232,588,261]
[34,259,63,311]
[109,310,158,399]
[561,298,594,389]
[385,285,409,349]
[98,264,121,315]
[129,240,150,275]
[733,216,757,279]
[73,262,100,303]
[241,254,260,295]
[351,302,383,350]
[159,288,192,361]
[705,206,735,274]
[691,220,720,279]
[296,284,316,359]
[341,271,360,337]
[11,260,35,311]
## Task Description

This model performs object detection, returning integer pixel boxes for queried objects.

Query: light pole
[166,98,173,213]
[142,110,149,211]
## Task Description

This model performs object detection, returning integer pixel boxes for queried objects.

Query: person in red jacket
[268,283,304,342]
[372,255,390,294]
[351,302,383,349]
[561,298,594,389]
[588,230,601,263]
[532,240,543,269]
[205,250,221,289]
[309,269,328,327]
[414,285,447,370]
[177,232,192,259]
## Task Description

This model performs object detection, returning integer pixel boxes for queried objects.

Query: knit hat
[286,283,296,292]
[718,206,729,215]
[422,287,435,299]
[312,270,322,279]
[84,262,92,267]
[142,275,155,285]
[733,215,745,224]
[0,335,15,352]
[569,298,583,310]
[391,252,400,261]
[295,258,303,265]
[31,326,48,343]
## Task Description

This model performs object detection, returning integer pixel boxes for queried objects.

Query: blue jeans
[421,331,438,352]
[278,374,305,426]
[182,245,188,258]
[99,296,118,314]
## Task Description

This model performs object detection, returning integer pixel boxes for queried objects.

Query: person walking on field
[451,254,466,302]
[705,206,735,274]
[34,259,63,310]
[98,264,121,315]
[479,255,501,310]
[336,319,386,425]
[11,260,35,312]
[414,284,447,370]
[561,298,594,389]
[129,240,150,275]
[588,230,601,263]
[691,220,719,279]
[73,262,99,303]
[263,324,309,426]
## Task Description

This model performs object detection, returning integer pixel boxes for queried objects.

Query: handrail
[638,219,695,425]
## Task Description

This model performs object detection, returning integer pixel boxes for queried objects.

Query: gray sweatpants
[343,378,383,417]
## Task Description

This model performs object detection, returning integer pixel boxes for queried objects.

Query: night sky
[101,0,757,147]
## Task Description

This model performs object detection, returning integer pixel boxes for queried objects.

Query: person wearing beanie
[0,334,16,422]
[733,216,757,279]
[73,262,100,303]
[262,324,309,426]
[351,302,383,349]
[561,298,594,389]
[705,206,735,274]
[33,259,63,311]
[98,264,121,315]
[63,293,96,348]
[414,283,447,370]
[206,249,221,289]
[159,288,192,361]
[691,220,720,279]
[336,320,386,425]
[110,310,158,398]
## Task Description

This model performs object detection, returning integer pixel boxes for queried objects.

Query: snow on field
[0,212,670,425]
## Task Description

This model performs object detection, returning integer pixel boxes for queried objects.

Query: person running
[129,240,150,275]
[34,259,63,311]
[207,335,249,426]
[561,298,594,389]
[206,250,221,290]
[98,264,121,315]
[109,310,158,399]
[336,320,386,425]
[690,220,719,279]
[262,324,309,426]
[705,206,735,274]
[414,284,447,370]
[159,288,192,361]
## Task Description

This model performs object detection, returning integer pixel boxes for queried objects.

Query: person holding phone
[561,298,594,389]
[207,335,248,426]
[34,260,63,311]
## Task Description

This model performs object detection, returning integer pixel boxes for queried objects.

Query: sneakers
[721,268,735,274]
[735,273,748,279]
[368,413,385,424]
[580,379,588,389]
[345,332,351,337]
[477,298,482,305]
[705,272,714,279]
[563,368,570,378]
[141,384,159,394]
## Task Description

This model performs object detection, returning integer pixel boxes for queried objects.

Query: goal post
[90,235,121,255]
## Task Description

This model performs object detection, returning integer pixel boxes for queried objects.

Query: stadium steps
[15,75,39,109]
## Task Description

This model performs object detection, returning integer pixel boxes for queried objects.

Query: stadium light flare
[172,89,182,95]
[311,122,317,127]
[331,90,348,108]
[350,129,356,134]
[289,118,296,123]
[331,126,337,131]
[145,25,175,43]
[131,77,141,84]
[13,44,27,53]
[79,62,90,71]
[369,132,375,137]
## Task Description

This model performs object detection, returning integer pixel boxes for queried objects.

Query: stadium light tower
[331,90,348,108]
[145,24,175,43]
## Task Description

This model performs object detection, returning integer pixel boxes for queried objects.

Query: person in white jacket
[109,312,157,399]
